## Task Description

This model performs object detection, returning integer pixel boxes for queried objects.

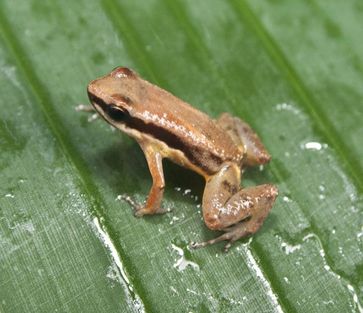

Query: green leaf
[0,0,362,312]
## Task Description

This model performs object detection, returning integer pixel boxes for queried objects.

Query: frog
[84,67,278,251]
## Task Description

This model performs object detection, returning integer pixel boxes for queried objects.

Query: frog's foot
[190,222,250,252]
[117,194,170,217]
[75,104,99,122]
[134,206,171,217]
[130,141,171,217]
[196,167,278,251]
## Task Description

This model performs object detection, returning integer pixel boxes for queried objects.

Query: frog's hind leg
[216,113,271,166]
[191,163,278,251]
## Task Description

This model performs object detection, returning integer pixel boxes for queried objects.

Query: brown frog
[84,67,278,251]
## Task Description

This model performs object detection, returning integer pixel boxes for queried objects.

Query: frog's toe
[134,206,171,217]
[223,242,233,253]
[133,208,147,217]
[190,232,234,250]
[190,222,252,251]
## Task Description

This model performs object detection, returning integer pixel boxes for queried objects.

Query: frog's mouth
[87,92,106,113]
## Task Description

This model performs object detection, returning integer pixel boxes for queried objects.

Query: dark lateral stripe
[127,113,223,174]
[90,94,223,174]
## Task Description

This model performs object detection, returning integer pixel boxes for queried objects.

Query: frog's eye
[107,106,126,122]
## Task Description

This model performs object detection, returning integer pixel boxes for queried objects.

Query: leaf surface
[0,1,362,312]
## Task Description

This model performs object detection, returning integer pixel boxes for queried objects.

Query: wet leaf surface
[0,1,362,312]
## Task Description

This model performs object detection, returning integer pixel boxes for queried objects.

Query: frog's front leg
[133,141,166,217]
[192,163,278,251]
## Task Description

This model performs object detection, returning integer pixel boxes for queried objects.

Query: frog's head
[87,67,139,125]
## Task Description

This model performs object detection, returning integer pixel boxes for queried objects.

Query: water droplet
[347,284,363,312]
[244,247,284,312]
[322,300,334,305]
[183,189,192,196]
[92,217,145,311]
[275,102,301,115]
[23,221,35,233]
[106,264,120,284]
[186,288,198,295]
[281,241,301,255]
[301,141,328,151]
[170,286,178,295]
[318,184,326,200]
[282,196,292,203]
[171,244,199,271]
[169,216,180,225]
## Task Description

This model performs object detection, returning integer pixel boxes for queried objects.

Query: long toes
[191,221,253,251]
[116,194,144,216]
[190,233,232,250]
[189,241,208,249]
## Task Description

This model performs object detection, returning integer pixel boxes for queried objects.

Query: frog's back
[123,74,243,174]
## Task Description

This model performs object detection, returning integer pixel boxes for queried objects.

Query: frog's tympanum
[86,67,278,251]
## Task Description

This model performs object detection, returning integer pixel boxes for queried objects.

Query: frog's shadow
[97,141,279,196]
[97,141,205,208]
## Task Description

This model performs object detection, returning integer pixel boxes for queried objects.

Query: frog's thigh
[217,113,271,166]
[135,141,166,216]
[203,163,277,232]
[202,163,240,229]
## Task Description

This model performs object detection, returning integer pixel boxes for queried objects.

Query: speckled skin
[87,67,278,250]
